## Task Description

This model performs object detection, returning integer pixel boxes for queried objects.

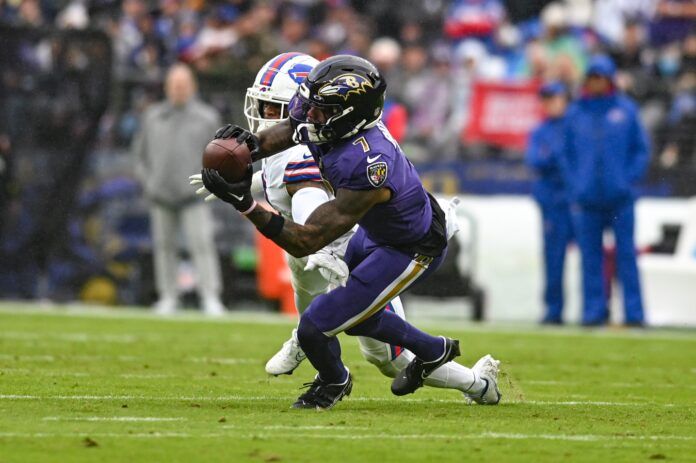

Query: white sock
[425,361,486,394]
[392,350,486,394]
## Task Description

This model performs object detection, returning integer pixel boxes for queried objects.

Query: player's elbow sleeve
[291,186,330,225]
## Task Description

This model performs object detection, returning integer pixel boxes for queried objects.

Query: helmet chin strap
[292,107,384,144]
[338,108,382,140]
[341,119,367,139]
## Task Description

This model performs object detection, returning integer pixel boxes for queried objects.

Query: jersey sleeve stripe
[283,173,323,183]
[285,160,319,170]
[284,166,321,176]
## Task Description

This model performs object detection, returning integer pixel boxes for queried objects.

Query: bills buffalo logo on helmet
[288,63,313,84]
[367,161,388,188]
[318,73,374,100]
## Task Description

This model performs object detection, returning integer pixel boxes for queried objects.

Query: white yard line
[0,354,138,362]
[119,373,176,379]
[0,432,198,438]
[0,369,233,380]
[42,416,186,422]
[525,380,695,389]
[0,368,90,377]
[221,424,371,431]
[0,331,140,343]
[188,357,259,365]
[0,394,683,407]
[0,430,692,443]
[0,354,56,362]
[0,353,257,364]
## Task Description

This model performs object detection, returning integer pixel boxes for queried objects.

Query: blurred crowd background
[0,0,694,307]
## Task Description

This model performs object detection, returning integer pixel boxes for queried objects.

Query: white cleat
[265,329,306,376]
[465,354,502,405]
[203,296,226,317]
[153,297,177,315]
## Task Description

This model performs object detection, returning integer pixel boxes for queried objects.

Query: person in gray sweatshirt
[132,63,224,315]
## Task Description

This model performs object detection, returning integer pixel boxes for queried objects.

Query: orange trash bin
[255,231,297,316]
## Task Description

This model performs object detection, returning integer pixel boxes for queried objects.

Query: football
[202,137,252,182]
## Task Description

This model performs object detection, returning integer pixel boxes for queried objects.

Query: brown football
[202,137,252,182]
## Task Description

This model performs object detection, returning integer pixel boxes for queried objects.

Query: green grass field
[0,303,694,463]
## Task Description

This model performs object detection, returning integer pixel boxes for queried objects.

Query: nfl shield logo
[367,161,388,188]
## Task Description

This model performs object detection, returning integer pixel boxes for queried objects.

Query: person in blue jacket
[526,82,573,325]
[561,55,650,326]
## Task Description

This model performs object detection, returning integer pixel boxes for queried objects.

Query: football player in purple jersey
[201,55,501,410]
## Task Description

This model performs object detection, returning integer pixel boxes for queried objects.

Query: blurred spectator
[448,39,506,154]
[56,0,89,30]
[658,71,696,179]
[131,63,224,315]
[536,2,588,86]
[650,0,696,46]
[593,0,657,46]
[369,37,405,100]
[526,82,573,324]
[0,131,11,222]
[444,0,506,43]
[17,0,44,27]
[400,43,458,160]
[609,20,654,101]
[562,55,650,326]
[277,7,309,52]
[682,32,696,73]
[369,37,408,143]
[189,7,238,65]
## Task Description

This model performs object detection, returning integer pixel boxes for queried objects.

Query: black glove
[214,124,261,159]
[201,166,255,213]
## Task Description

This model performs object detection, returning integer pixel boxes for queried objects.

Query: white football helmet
[244,52,319,132]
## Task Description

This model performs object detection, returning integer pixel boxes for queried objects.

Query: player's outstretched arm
[213,120,296,162]
[254,119,296,161]
[200,167,389,257]
[247,187,390,258]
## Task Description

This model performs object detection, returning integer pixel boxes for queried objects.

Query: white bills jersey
[261,144,322,219]
[258,144,353,312]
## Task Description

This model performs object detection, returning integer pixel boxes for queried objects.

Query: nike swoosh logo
[230,193,245,201]
[303,153,312,159]
[367,154,381,163]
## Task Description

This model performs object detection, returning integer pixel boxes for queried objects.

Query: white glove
[189,173,216,202]
[190,171,265,202]
[304,249,349,287]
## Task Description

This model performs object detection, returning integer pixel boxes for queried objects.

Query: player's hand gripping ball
[202,124,260,182]
[200,166,255,213]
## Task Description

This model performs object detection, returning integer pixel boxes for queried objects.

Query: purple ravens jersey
[308,122,432,247]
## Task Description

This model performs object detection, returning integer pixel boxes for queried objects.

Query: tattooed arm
[246,187,391,257]
[252,119,296,162]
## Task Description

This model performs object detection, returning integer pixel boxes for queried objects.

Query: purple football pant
[296,227,447,383]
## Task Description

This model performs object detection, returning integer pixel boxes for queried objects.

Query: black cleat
[391,337,460,396]
[292,369,353,410]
